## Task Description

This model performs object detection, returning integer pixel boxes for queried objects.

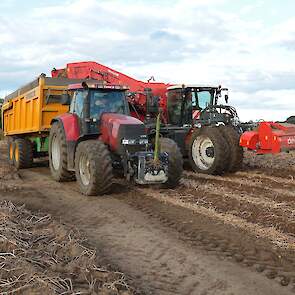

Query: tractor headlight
[139,138,149,145]
[122,139,136,145]
[122,138,149,145]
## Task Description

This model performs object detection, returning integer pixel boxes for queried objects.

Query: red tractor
[49,81,183,195]
[52,62,243,175]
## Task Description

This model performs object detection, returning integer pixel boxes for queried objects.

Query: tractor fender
[51,113,80,141]
[50,114,81,170]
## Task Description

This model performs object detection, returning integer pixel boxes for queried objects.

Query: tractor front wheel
[75,140,114,196]
[189,127,229,175]
[159,138,183,188]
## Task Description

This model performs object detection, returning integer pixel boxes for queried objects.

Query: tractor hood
[100,113,147,154]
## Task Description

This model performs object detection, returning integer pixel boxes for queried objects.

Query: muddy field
[0,140,295,294]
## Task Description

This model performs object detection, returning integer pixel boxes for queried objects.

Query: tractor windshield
[191,89,215,111]
[89,89,128,118]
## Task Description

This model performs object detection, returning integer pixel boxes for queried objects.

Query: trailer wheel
[13,138,33,169]
[7,138,14,165]
[75,140,114,196]
[159,138,183,188]
[189,127,229,175]
[220,126,244,172]
[49,122,74,181]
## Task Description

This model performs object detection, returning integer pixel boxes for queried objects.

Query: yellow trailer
[2,75,83,168]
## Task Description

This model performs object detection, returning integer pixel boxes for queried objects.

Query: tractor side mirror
[225,94,229,104]
[61,93,71,105]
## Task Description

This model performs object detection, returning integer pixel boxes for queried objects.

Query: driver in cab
[91,94,109,118]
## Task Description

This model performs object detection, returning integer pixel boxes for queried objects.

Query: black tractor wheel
[75,140,114,196]
[7,137,14,165]
[220,126,244,173]
[13,138,33,169]
[49,122,74,182]
[159,137,183,188]
[189,127,230,175]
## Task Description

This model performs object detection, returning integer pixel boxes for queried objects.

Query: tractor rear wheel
[49,122,74,182]
[189,127,229,175]
[159,138,183,188]
[13,138,33,169]
[220,126,243,172]
[75,140,114,196]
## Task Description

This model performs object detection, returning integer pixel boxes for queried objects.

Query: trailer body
[1,76,82,138]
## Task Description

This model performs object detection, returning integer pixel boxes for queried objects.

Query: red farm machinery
[2,76,183,196]
[240,121,295,154]
[52,61,243,175]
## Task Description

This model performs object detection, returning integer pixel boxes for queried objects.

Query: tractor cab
[67,82,129,135]
[166,84,238,128]
[166,85,230,125]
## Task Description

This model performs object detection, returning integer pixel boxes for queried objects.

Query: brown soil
[0,140,294,294]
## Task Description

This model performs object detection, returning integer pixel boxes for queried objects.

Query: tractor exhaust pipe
[153,113,161,163]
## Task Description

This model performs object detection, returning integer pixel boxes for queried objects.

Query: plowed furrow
[140,187,295,248]
[184,172,295,204]
[133,187,295,285]
[177,180,295,236]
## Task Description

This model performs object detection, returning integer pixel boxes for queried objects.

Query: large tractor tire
[13,138,33,169]
[220,126,244,173]
[7,137,14,165]
[75,140,114,196]
[49,122,74,182]
[189,127,230,175]
[159,137,183,188]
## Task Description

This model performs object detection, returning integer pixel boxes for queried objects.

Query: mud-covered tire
[7,137,14,165]
[49,122,74,182]
[75,140,114,196]
[189,127,230,175]
[13,138,33,169]
[159,138,183,188]
[220,126,243,173]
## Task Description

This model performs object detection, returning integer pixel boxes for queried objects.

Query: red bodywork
[100,113,144,151]
[52,61,171,122]
[240,122,295,154]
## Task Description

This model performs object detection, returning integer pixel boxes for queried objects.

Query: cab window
[197,91,211,109]
[70,91,87,117]
[167,90,192,125]
[89,90,127,118]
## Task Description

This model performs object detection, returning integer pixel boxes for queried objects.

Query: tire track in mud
[131,187,295,290]
[179,177,295,236]
[5,168,291,295]
[184,171,295,202]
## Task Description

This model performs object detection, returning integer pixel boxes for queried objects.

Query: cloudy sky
[0,0,295,121]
